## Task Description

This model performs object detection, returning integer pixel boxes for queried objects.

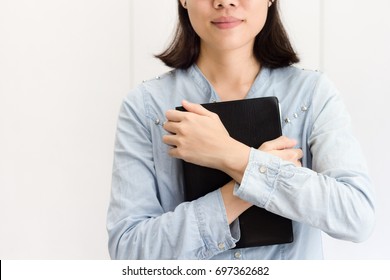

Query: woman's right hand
[259,136,303,167]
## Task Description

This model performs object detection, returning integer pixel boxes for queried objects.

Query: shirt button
[218,243,225,250]
[259,165,267,174]
[234,251,242,259]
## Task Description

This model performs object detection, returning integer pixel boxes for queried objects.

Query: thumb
[260,136,297,151]
[182,100,214,117]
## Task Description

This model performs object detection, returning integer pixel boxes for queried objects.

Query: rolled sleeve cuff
[234,148,282,208]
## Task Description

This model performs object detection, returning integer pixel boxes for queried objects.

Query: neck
[196,46,261,101]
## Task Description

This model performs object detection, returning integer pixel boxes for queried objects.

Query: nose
[213,0,238,9]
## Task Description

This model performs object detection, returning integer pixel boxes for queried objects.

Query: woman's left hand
[163,100,250,178]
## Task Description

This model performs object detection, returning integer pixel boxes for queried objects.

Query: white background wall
[0,0,130,259]
[0,0,389,259]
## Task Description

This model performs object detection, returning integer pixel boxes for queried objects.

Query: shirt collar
[188,64,271,101]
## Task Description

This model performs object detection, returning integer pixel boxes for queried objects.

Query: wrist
[220,139,251,184]
[221,181,252,224]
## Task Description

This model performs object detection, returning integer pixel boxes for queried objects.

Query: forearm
[220,181,252,224]
[234,149,375,242]
[107,188,239,259]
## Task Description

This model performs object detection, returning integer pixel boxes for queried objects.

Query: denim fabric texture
[107,65,375,259]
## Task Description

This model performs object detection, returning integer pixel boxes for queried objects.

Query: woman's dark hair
[156,0,299,69]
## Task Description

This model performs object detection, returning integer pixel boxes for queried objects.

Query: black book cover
[177,97,293,248]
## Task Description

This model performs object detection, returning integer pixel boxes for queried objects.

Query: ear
[268,0,275,7]
[180,0,187,9]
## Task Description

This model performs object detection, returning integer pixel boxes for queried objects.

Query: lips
[211,16,243,29]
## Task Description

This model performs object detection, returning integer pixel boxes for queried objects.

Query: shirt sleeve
[106,89,239,260]
[234,74,376,243]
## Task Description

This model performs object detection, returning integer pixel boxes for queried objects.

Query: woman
[107,0,375,259]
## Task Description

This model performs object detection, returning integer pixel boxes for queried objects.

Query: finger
[260,136,297,151]
[181,100,215,117]
[165,109,187,122]
[167,146,182,159]
[285,148,303,159]
[290,149,304,162]
[162,134,178,146]
[163,120,180,134]
[292,148,304,160]
[275,149,302,162]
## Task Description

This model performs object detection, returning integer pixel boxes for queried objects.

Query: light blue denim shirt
[107,65,375,260]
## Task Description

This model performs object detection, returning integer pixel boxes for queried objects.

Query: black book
[176,97,293,248]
